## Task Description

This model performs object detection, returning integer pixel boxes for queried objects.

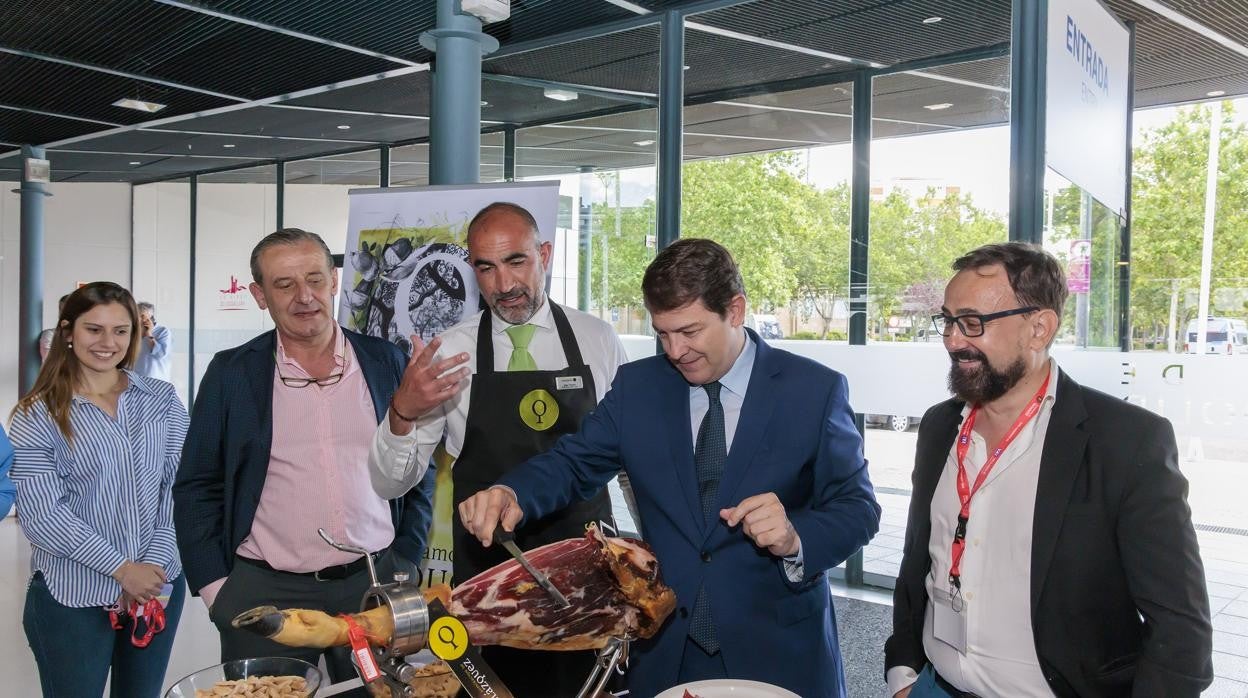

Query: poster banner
[338,181,561,589]
[1045,0,1131,216]
[1068,239,1092,293]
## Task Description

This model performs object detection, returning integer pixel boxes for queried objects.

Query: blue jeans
[24,571,186,698]
[910,664,955,697]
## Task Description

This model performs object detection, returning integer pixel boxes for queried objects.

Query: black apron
[452,304,616,698]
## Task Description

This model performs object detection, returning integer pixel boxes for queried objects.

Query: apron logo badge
[555,376,584,391]
[519,389,560,431]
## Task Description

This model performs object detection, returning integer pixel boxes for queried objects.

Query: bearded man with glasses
[885,242,1212,698]
[173,229,434,694]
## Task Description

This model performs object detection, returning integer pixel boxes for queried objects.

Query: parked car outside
[865,413,919,432]
[1184,317,1248,355]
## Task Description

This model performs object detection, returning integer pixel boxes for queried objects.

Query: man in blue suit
[460,238,880,697]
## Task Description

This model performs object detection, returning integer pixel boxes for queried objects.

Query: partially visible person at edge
[0,424,15,517]
[37,293,70,363]
[10,281,187,698]
[134,301,173,383]
[173,228,435,695]
[885,242,1212,697]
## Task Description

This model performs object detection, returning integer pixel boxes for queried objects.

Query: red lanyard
[948,373,1050,591]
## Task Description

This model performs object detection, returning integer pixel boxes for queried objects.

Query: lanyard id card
[932,587,967,654]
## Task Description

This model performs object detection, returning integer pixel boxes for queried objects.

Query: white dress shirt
[370,299,627,497]
[887,359,1060,698]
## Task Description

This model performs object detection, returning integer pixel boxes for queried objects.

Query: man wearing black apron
[371,202,630,697]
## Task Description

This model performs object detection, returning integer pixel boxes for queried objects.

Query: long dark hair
[14,282,141,441]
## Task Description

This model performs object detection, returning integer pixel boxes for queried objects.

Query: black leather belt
[237,552,380,581]
[932,669,981,698]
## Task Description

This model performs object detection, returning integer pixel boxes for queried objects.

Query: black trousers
[208,553,394,697]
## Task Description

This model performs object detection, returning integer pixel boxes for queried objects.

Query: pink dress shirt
[201,327,395,608]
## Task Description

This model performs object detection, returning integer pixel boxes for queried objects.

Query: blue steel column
[1119,22,1136,351]
[275,160,285,230]
[503,127,516,182]
[578,166,594,312]
[1008,0,1047,243]
[421,0,499,185]
[188,174,198,406]
[846,72,872,588]
[17,145,50,396]
[656,10,683,249]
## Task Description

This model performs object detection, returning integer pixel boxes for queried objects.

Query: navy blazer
[173,328,435,595]
[499,331,881,698]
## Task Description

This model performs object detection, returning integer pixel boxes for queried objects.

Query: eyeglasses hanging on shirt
[273,351,347,388]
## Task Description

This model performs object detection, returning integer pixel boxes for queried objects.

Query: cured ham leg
[232,526,675,651]
[452,525,675,650]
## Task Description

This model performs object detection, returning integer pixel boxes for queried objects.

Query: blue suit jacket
[499,332,880,698]
[173,328,436,595]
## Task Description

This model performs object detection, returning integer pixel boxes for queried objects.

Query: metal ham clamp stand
[317,529,513,698]
[318,528,633,698]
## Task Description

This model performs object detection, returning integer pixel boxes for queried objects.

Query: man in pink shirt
[174,229,435,689]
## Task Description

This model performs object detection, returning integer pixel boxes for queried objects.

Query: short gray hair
[137,302,156,315]
[250,228,334,284]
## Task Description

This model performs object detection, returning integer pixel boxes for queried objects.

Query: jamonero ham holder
[231,524,677,698]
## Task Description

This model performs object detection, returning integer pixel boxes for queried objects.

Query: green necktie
[504,323,538,371]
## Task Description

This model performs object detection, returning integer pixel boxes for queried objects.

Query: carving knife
[493,524,571,608]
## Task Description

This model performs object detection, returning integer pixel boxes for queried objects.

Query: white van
[1184,317,1248,355]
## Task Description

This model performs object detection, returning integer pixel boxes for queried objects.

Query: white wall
[1,183,132,418]
[133,181,192,405]
[193,182,277,389]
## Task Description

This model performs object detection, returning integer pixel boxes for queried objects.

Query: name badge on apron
[555,376,583,391]
[932,587,967,654]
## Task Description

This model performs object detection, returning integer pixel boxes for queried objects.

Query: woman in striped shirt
[9,282,187,698]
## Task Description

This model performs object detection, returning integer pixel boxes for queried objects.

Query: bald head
[466,202,540,247]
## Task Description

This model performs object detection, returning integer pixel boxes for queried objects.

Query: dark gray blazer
[885,369,1213,697]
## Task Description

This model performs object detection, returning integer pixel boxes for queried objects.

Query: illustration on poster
[343,215,480,353]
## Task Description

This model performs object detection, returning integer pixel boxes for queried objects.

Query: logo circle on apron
[519,388,559,431]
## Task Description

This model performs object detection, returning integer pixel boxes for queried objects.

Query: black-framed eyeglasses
[931,306,1039,338]
[274,351,345,388]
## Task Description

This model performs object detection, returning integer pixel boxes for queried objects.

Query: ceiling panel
[2,0,1245,183]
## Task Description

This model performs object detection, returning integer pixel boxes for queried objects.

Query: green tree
[1131,102,1248,347]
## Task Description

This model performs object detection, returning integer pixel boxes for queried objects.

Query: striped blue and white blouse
[9,371,187,607]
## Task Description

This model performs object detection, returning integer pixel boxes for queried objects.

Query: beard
[491,287,542,325]
[947,348,1027,405]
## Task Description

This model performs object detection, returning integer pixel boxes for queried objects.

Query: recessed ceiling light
[112,97,167,113]
[1207,90,1226,97]
[480,100,490,107]
[924,102,954,110]
[337,124,351,130]
[923,16,943,24]
[634,139,656,147]
[129,161,141,165]
[222,144,236,148]
[543,88,578,102]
